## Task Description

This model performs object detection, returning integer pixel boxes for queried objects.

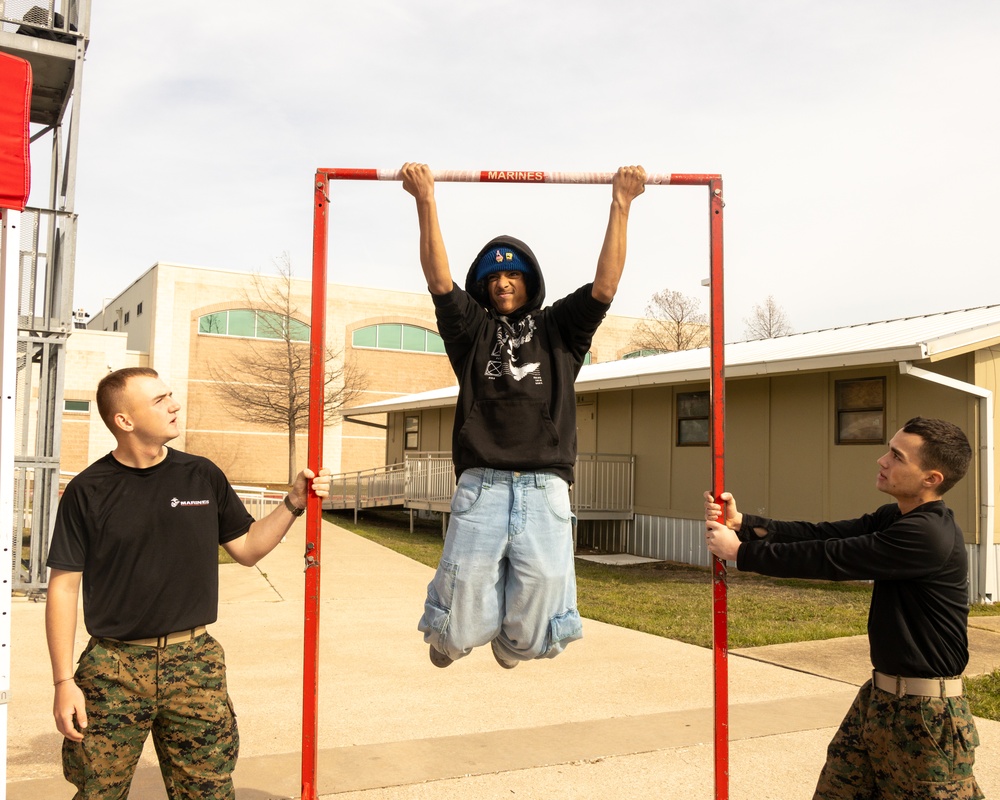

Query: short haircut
[96,367,159,432]
[902,416,972,495]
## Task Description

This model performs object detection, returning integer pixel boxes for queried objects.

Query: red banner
[0,52,31,211]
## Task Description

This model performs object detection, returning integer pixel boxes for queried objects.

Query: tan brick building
[59,329,145,473]
[61,262,648,485]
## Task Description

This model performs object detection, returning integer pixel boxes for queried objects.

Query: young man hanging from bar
[401,162,647,669]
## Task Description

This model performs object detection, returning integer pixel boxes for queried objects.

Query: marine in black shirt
[46,367,331,799]
[705,416,983,799]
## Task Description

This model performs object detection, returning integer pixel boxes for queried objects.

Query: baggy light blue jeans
[418,467,583,664]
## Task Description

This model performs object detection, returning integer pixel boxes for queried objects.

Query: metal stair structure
[0,0,91,591]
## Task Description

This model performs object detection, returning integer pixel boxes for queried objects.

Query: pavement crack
[256,564,286,601]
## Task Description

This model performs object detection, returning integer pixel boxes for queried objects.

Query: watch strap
[283,494,306,517]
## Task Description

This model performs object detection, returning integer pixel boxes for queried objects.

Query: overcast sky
[34,0,1000,338]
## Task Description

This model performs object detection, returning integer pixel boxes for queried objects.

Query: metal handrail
[1,0,89,38]
[323,452,635,519]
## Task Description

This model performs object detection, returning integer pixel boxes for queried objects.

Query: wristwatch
[283,495,306,517]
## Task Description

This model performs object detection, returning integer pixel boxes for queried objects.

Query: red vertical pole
[301,171,329,800]
[708,177,728,800]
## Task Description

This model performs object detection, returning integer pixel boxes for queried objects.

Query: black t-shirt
[47,448,254,640]
[738,501,970,677]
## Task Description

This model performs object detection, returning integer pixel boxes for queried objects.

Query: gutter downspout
[899,362,995,603]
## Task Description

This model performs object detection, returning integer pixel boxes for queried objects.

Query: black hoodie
[432,235,610,483]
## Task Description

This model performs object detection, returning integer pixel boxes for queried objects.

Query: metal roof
[343,304,1000,417]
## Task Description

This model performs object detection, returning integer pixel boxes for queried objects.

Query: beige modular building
[343,304,1000,603]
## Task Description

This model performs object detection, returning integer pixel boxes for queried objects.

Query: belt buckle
[895,675,905,698]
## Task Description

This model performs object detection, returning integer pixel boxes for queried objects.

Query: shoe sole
[491,640,518,669]
[429,646,453,668]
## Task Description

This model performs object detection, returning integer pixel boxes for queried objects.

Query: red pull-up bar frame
[305,167,727,800]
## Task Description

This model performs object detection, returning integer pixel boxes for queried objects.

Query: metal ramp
[324,452,635,532]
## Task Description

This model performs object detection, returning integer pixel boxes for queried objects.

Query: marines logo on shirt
[170,498,210,508]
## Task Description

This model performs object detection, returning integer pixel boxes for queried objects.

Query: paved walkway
[7,518,999,799]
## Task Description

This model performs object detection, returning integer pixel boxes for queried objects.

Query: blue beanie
[475,246,532,282]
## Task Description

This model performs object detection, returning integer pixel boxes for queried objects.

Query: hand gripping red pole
[708,178,729,800]
[301,173,329,800]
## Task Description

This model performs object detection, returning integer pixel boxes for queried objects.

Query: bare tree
[743,295,794,340]
[629,288,710,353]
[207,255,366,483]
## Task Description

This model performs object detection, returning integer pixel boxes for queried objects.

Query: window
[112,320,118,331]
[255,311,285,340]
[405,416,419,450]
[200,312,226,335]
[227,310,256,337]
[136,302,143,316]
[197,309,309,342]
[677,390,710,446]
[378,324,402,350]
[124,311,130,324]
[623,348,669,359]
[582,352,592,366]
[353,326,377,348]
[836,378,885,444]
[352,324,445,354]
[402,325,426,351]
[64,400,90,413]
[426,333,446,354]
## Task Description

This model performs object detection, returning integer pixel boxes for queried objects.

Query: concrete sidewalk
[7,518,999,799]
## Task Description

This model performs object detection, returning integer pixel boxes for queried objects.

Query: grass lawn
[573,558,873,649]
[326,508,1000,720]
[967,669,1000,720]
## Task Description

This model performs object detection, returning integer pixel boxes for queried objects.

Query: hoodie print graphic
[486,315,542,383]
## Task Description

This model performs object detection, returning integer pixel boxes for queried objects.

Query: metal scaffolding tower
[0,0,90,592]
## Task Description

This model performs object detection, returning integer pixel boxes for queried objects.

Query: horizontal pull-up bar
[319,168,720,186]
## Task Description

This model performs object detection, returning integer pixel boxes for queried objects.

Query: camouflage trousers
[814,679,983,799]
[63,633,239,800]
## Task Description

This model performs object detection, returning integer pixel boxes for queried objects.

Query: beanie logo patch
[475,244,532,283]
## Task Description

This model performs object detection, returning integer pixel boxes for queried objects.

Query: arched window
[198,309,309,342]
[352,323,445,354]
[622,348,669,360]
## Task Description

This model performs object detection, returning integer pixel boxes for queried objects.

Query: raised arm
[401,162,454,296]
[592,165,647,304]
